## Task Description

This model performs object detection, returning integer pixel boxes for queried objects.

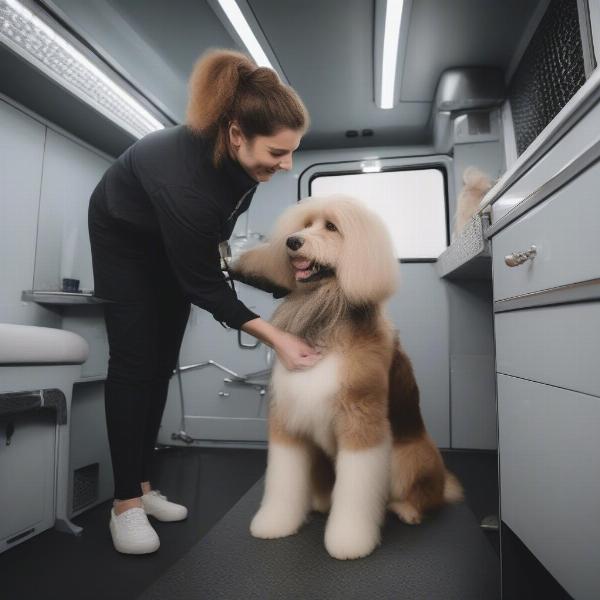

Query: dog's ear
[334,201,398,305]
[232,241,296,290]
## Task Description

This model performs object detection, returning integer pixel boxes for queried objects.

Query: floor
[0,447,499,600]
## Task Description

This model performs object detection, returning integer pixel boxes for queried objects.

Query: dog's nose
[286,236,304,251]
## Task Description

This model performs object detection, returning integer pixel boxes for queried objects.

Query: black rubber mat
[138,477,499,600]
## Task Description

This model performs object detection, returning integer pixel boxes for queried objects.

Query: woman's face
[229,125,303,182]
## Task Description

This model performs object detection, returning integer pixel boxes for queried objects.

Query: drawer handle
[504,245,537,267]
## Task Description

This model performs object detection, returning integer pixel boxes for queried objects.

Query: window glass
[311,169,447,259]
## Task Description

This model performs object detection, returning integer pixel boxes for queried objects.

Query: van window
[311,168,447,259]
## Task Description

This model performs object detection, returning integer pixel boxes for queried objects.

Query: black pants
[89,185,190,500]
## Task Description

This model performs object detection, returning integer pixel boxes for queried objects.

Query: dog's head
[264,194,398,304]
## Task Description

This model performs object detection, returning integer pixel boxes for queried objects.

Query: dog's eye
[326,221,337,232]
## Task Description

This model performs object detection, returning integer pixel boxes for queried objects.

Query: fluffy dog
[232,195,463,560]
[453,166,493,239]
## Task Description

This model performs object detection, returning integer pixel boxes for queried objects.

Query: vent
[467,112,491,135]
[72,463,99,512]
[509,0,586,155]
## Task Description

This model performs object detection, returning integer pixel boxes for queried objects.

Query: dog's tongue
[291,258,311,270]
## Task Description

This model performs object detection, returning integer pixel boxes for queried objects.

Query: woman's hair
[186,49,310,165]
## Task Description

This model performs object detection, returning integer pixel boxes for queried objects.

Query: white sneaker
[109,507,160,554]
[142,490,188,522]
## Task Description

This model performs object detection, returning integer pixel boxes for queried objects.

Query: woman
[88,49,321,555]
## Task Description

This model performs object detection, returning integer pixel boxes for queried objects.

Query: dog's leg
[324,430,391,560]
[250,425,312,539]
[310,446,335,513]
[388,500,422,525]
[388,436,448,524]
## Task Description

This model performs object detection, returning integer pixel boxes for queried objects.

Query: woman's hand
[272,331,322,371]
[241,318,322,371]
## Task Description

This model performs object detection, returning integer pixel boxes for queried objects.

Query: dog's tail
[443,470,464,504]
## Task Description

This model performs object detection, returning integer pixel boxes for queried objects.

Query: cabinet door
[498,374,600,600]
[492,162,600,303]
[495,302,600,397]
[0,413,56,547]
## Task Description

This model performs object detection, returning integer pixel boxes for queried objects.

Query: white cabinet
[492,163,600,302]
[490,156,600,598]
[497,374,600,600]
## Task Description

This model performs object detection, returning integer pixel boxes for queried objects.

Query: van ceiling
[106,0,544,149]
[6,0,545,152]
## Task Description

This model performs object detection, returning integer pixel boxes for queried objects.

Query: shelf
[22,290,110,305]
[75,375,107,383]
[437,214,492,281]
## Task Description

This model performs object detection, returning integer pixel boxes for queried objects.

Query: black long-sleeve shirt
[92,125,259,329]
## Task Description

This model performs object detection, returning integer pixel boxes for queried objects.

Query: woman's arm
[242,318,321,370]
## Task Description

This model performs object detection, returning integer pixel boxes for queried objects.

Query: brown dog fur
[232,195,463,556]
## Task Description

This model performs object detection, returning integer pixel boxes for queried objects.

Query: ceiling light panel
[208,0,288,84]
[374,0,412,110]
[0,0,164,138]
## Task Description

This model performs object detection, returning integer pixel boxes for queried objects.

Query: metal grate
[72,463,99,512]
[509,0,587,156]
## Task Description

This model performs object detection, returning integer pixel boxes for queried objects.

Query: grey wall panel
[386,263,450,448]
[448,136,503,449]
[450,355,496,449]
[498,374,600,600]
[33,129,110,292]
[164,283,277,443]
[495,302,600,397]
[0,99,57,327]
[156,381,184,446]
[68,380,113,515]
[447,280,496,449]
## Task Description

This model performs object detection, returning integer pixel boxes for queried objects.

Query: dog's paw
[250,507,305,539]
[324,518,380,560]
[389,501,422,525]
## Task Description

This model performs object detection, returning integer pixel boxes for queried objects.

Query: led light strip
[0,0,164,138]
[380,0,405,109]
[216,0,275,70]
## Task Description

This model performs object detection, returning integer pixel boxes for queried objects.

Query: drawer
[498,374,600,600]
[492,162,600,301]
[495,302,600,397]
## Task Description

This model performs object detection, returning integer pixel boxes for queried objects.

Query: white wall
[0,98,47,326]
[0,96,111,327]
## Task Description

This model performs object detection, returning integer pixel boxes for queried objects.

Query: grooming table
[138,477,499,600]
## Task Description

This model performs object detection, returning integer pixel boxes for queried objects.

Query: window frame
[298,154,452,263]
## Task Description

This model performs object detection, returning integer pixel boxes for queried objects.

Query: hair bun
[186,48,308,166]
